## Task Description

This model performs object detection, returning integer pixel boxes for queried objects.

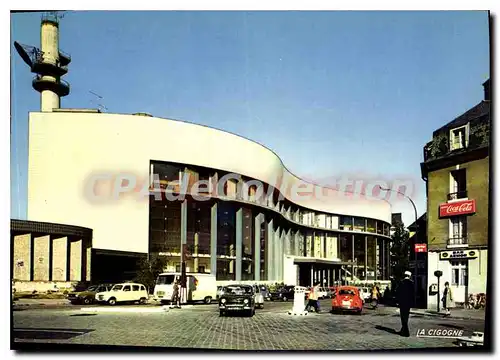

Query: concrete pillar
[275,227,281,281]
[70,239,83,281]
[254,213,263,281]
[52,237,68,281]
[33,235,50,280]
[13,234,31,281]
[194,233,199,272]
[236,207,243,281]
[210,202,218,276]
[86,246,91,281]
[266,219,274,281]
[294,230,299,256]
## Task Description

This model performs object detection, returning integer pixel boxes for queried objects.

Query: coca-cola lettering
[439,199,476,218]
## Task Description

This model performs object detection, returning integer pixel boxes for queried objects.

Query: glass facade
[353,235,365,280]
[241,207,254,280]
[366,236,377,280]
[148,161,392,282]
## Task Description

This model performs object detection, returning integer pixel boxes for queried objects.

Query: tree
[133,255,168,294]
[390,221,410,281]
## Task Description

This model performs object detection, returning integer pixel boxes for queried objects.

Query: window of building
[450,261,468,286]
[366,219,376,233]
[340,216,353,231]
[449,169,467,200]
[450,125,469,151]
[353,217,365,232]
[449,216,467,245]
[198,266,206,273]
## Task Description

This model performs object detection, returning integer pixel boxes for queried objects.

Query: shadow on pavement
[69,313,98,317]
[436,323,465,330]
[375,325,399,335]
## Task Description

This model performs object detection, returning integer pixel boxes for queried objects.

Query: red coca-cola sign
[439,199,476,218]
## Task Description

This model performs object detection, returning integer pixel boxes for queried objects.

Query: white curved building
[27,110,392,285]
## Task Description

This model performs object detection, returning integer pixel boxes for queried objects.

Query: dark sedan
[218,284,255,317]
[67,284,113,305]
[270,286,295,302]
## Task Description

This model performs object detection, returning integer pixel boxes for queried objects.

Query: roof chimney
[483,78,490,101]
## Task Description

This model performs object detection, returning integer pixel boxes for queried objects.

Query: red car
[331,286,363,314]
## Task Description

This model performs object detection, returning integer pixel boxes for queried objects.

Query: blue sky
[10,11,490,226]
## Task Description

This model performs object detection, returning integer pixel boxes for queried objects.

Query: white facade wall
[427,250,487,310]
[28,112,392,254]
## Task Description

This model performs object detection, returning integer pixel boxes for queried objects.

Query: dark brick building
[420,79,490,309]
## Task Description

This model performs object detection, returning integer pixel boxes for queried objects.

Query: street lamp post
[377,186,419,306]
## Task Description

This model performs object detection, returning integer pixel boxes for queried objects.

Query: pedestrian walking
[396,271,415,337]
[442,282,454,316]
[171,278,180,308]
[371,283,380,309]
[305,282,320,313]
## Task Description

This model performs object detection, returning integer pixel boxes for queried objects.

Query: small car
[317,287,329,299]
[270,286,295,302]
[260,285,271,301]
[67,284,113,305]
[216,286,224,300]
[218,284,255,317]
[331,286,363,314]
[95,282,149,306]
[252,284,264,309]
[358,287,371,303]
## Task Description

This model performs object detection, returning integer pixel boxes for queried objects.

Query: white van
[153,272,216,305]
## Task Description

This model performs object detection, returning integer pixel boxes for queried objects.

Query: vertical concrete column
[294,230,299,257]
[70,239,83,281]
[254,213,263,281]
[210,202,218,276]
[266,219,274,281]
[351,234,355,281]
[52,237,68,281]
[13,234,31,281]
[194,233,199,272]
[364,235,368,281]
[180,199,187,275]
[86,246,92,281]
[235,207,243,281]
[33,235,50,280]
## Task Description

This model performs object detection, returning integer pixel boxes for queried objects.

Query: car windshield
[156,275,176,285]
[224,286,253,295]
[339,289,355,296]
[111,285,123,291]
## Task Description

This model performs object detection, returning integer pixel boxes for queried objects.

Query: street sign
[415,244,427,253]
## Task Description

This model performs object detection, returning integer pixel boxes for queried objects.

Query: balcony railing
[448,236,468,246]
[448,191,468,201]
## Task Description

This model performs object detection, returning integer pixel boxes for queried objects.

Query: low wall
[13,280,80,293]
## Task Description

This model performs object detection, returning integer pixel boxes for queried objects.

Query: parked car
[317,287,330,299]
[358,287,371,303]
[216,286,224,300]
[252,284,264,309]
[260,285,271,301]
[218,284,256,317]
[270,286,295,302]
[95,282,149,305]
[68,284,113,305]
[331,286,364,314]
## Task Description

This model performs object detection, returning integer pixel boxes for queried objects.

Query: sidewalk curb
[82,306,170,313]
[410,310,484,321]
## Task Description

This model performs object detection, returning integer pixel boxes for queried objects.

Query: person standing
[396,271,415,337]
[371,284,380,309]
[171,278,180,308]
[442,282,454,316]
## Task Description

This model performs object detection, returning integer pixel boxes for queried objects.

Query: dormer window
[450,124,469,151]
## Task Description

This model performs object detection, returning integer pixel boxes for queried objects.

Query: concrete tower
[15,12,71,111]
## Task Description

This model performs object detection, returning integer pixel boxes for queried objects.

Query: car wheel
[282,296,288,302]
[83,297,92,305]
[219,310,225,317]
[204,297,212,304]
[260,303,264,309]
[108,298,117,306]
[139,297,147,305]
